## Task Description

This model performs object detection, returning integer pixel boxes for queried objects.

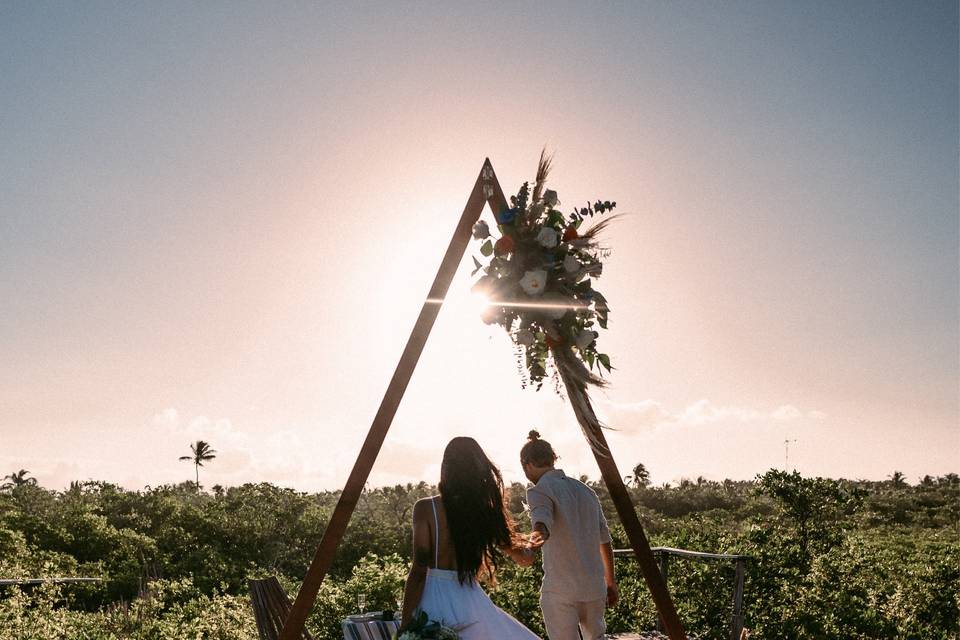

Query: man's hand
[606,582,619,608]
[528,522,550,550]
[527,530,547,549]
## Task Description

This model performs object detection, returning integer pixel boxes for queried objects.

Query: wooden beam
[729,559,746,640]
[613,547,751,563]
[279,160,508,640]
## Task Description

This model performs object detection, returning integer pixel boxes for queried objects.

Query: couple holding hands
[398,431,618,640]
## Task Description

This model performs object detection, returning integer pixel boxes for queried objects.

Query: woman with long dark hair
[398,437,541,638]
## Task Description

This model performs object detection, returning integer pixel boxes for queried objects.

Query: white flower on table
[437,627,459,640]
[519,269,547,296]
[472,220,490,240]
[536,227,559,248]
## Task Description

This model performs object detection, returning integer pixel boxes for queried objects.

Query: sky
[1,1,957,492]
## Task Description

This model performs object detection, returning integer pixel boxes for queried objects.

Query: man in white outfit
[521,430,618,640]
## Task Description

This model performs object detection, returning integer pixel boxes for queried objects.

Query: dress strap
[430,497,440,568]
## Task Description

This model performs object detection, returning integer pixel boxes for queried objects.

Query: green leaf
[480,239,493,257]
[471,256,483,276]
[598,353,611,372]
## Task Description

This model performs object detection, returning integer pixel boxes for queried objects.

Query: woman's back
[400,437,539,639]
[416,495,540,640]
[425,496,460,572]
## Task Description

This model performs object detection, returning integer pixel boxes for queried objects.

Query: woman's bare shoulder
[412,495,440,519]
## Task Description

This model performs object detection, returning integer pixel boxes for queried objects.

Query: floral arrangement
[471,151,618,450]
[395,610,461,640]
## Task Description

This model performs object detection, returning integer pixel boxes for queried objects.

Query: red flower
[494,235,515,256]
[545,334,563,348]
[563,225,579,242]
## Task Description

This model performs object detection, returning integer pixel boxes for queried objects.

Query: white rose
[472,220,490,240]
[543,190,560,207]
[563,254,580,273]
[536,227,559,248]
[575,329,598,350]
[515,329,536,346]
[519,269,547,296]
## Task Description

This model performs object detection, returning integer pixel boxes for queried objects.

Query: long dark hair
[439,437,516,584]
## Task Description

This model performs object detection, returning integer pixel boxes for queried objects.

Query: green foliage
[755,469,865,558]
[298,553,409,640]
[0,579,258,640]
[487,561,546,636]
[0,472,956,639]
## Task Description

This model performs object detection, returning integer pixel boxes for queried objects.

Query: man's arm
[600,541,619,607]
[526,485,555,547]
[530,521,550,544]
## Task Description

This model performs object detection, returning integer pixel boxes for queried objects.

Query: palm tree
[1,469,37,490]
[888,470,907,489]
[625,462,651,488]
[179,440,216,493]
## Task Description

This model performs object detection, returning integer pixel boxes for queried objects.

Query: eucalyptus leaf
[598,353,611,372]
[480,239,493,257]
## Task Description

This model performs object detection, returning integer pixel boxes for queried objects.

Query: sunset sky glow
[1,2,957,491]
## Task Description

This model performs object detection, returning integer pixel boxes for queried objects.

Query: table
[342,612,400,640]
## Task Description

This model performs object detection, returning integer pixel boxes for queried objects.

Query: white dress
[416,498,541,640]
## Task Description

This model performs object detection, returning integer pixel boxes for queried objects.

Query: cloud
[603,398,820,432]
[152,408,342,490]
[152,407,180,428]
[771,405,802,421]
[600,399,674,428]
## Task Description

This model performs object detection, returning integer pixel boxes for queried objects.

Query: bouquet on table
[471,150,618,450]
[395,610,463,640]
[397,611,460,640]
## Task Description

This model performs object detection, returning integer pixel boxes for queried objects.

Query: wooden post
[590,427,687,640]
[729,558,746,640]
[278,160,508,640]
[656,551,669,633]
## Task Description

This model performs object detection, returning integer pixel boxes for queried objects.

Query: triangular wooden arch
[279,160,687,640]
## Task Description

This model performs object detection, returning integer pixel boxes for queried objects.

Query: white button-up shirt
[527,468,612,601]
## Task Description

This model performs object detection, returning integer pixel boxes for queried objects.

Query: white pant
[540,592,606,640]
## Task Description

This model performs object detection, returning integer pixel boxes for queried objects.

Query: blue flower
[496,207,519,225]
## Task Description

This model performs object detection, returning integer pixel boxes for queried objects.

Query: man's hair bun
[520,430,556,467]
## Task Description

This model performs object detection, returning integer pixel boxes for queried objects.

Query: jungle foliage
[0,470,956,639]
